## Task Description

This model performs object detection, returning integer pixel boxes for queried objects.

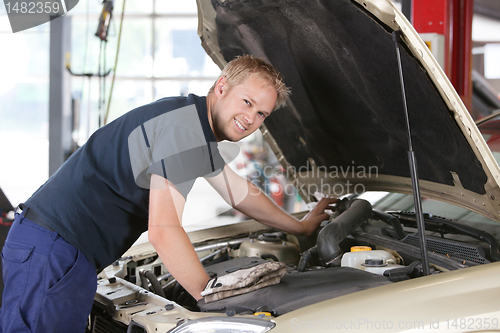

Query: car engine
[88,198,497,332]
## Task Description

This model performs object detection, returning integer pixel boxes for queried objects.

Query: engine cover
[199,257,391,315]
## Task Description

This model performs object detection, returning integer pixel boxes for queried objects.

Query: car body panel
[272,261,500,332]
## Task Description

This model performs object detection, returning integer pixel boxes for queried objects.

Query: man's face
[210,75,278,142]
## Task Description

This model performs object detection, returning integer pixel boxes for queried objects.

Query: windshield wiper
[389,210,500,262]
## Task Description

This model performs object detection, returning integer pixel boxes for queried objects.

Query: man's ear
[215,76,227,97]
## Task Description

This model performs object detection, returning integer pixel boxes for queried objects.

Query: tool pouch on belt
[201,261,287,303]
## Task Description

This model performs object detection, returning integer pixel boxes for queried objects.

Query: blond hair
[208,55,290,111]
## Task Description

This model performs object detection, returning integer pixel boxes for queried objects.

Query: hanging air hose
[103,0,126,125]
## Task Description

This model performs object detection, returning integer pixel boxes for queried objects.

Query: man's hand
[299,197,338,236]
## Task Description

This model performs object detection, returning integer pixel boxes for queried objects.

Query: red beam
[412,0,446,34]
[446,0,473,112]
[412,0,473,113]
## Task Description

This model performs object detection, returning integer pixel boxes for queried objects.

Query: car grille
[402,234,489,265]
[90,314,127,333]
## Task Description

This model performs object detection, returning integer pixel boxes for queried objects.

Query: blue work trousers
[0,213,97,332]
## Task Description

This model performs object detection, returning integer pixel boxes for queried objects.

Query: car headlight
[168,317,275,333]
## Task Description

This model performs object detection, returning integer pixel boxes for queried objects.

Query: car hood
[196,0,500,223]
[270,261,500,332]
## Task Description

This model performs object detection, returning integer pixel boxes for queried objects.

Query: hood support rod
[392,30,431,276]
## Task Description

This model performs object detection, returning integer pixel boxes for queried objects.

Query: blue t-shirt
[25,94,225,270]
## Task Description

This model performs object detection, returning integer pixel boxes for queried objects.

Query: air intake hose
[317,199,373,265]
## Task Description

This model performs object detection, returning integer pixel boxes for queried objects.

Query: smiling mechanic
[0,55,337,332]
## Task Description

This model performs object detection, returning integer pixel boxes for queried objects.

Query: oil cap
[351,246,372,252]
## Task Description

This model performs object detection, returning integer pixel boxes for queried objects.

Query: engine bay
[89,197,498,332]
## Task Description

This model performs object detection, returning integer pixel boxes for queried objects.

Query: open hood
[196,0,500,222]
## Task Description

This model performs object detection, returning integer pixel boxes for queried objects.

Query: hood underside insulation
[212,0,487,195]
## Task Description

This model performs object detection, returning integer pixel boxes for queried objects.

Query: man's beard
[211,106,231,142]
[211,105,242,142]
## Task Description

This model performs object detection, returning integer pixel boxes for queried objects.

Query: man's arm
[205,165,337,236]
[148,174,209,300]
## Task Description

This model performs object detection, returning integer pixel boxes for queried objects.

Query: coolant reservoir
[341,249,396,270]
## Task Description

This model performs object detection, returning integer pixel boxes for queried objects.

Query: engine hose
[172,281,187,303]
[317,199,373,265]
[139,271,149,291]
[372,209,406,240]
[297,246,317,272]
[139,269,166,298]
